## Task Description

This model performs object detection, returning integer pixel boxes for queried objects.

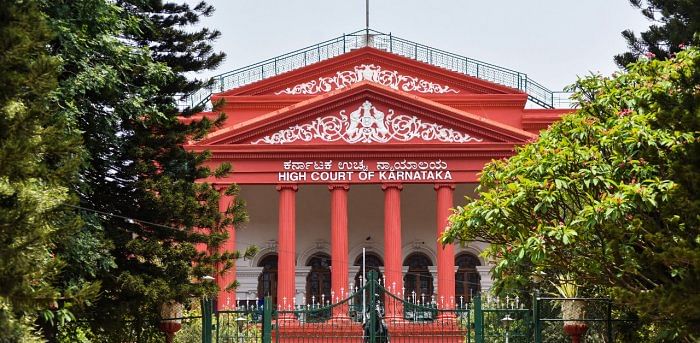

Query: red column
[276,184,297,314]
[435,184,456,311]
[329,184,350,319]
[382,183,403,321]
[216,186,237,310]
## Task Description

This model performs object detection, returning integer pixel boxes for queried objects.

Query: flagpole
[365,0,370,43]
[366,0,369,30]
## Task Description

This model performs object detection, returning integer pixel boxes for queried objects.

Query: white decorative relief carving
[251,101,482,144]
[274,64,459,95]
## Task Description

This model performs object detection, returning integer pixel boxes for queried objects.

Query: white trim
[251,100,483,145]
[476,265,494,294]
[455,243,487,265]
[236,266,264,300]
[298,240,330,266]
[250,240,278,267]
[274,64,460,95]
[349,242,384,265]
[402,240,436,265]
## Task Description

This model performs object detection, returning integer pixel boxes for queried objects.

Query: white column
[476,265,494,293]
[348,266,360,291]
[235,266,264,304]
[295,266,311,307]
[428,266,438,292]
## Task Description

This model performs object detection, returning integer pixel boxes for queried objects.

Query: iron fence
[177,284,641,343]
[477,295,531,343]
[177,29,572,111]
[216,305,264,343]
[273,288,364,343]
[533,296,639,343]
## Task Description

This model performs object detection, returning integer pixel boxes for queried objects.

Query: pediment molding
[251,100,483,145]
[194,83,535,146]
[273,64,460,95]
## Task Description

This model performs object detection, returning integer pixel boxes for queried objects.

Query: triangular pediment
[217,47,523,97]
[250,99,483,145]
[195,82,535,146]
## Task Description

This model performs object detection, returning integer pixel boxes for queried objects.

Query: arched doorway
[455,253,481,303]
[306,252,331,305]
[257,254,278,305]
[403,252,434,301]
[353,252,384,289]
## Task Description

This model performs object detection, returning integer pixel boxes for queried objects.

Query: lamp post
[501,314,514,343]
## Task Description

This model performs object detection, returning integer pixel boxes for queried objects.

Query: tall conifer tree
[42,0,246,340]
[0,0,90,341]
[616,0,700,67]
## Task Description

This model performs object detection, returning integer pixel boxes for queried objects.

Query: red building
[185,31,570,314]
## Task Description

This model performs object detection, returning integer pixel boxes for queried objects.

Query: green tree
[41,0,248,340]
[442,48,700,341]
[616,0,700,67]
[0,0,95,341]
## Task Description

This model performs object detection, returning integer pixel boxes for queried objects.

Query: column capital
[327,184,350,191]
[381,183,403,191]
[276,184,298,192]
[434,183,456,191]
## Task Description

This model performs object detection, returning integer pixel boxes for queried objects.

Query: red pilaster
[329,184,350,319]
[435,184,456,310]
[277,184,298,313]
[216,186,237,310]
[382,183,403,320]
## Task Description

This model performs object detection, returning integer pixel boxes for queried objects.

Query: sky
[195,1,652,91]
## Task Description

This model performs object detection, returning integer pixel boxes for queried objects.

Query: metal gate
[190,275,624,343]
[270,271,475,343]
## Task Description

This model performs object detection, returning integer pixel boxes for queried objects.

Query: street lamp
[501,314,514,343]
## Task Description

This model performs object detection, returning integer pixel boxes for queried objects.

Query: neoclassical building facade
[185,36,569,310]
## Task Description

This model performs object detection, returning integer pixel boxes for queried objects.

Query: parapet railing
[177,29,572,110]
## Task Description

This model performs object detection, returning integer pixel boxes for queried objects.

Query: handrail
[177,29,571,110]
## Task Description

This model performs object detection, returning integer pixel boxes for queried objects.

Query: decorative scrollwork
[274,64,459,95]
[251,101,482,144]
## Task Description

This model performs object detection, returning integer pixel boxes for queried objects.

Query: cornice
[190,142,522,160]
[215,93,528,110]
[195,83,535,146]
[522,109,570,129]
[205,151,516,160]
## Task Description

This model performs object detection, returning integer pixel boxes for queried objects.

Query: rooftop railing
[178,29,572,111]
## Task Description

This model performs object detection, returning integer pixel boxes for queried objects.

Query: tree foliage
[37,0,246,340]
[443,48,700,340]
[616,0,700,67]
[0,0,97,340]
